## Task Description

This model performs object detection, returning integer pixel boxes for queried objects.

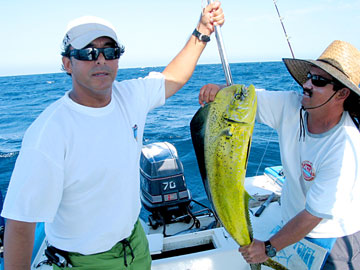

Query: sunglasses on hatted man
[306,72,337,87]
[69,47,122,61]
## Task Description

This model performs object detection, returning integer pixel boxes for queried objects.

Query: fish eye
[234,93,241,100]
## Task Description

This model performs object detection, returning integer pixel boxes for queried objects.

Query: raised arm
[162,1,224,99]
[4,219,36,270]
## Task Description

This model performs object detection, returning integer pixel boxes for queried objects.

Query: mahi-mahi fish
[190,84,286,270]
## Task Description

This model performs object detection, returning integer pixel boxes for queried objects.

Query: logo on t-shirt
[301,160,315,181]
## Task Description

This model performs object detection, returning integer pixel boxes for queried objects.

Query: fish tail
[244,191,253,239]
[250,263,261,270]
[263,258,288,270]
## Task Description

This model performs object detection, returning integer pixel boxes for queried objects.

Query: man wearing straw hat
[199,40,360,269]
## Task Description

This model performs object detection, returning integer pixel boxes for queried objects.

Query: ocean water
[0,62,301,204]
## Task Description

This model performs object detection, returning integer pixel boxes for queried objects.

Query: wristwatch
[264,240,277,257]
[192,29,210,42]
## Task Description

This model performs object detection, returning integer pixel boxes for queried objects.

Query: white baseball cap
[62,16,120,49]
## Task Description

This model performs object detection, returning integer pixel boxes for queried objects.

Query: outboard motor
[140,142,192,229]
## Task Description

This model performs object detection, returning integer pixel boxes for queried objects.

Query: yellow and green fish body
[190,84,287,270]
[204,84,256,247]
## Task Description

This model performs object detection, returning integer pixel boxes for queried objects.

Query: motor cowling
[140,142,191,227]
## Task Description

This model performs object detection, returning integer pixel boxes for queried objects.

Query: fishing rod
[206,0,233,86]
[272,0,295,58]
[256,1,296,175]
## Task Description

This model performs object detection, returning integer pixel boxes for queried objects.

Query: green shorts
[53,219,151,270]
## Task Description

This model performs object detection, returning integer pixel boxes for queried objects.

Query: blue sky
[1,0,359,76]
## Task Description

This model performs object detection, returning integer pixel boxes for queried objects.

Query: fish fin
[190,104,220,221]
[190,104,210,184]
[244,191,254,239]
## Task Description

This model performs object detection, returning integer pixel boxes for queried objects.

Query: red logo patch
[301,161,315,181]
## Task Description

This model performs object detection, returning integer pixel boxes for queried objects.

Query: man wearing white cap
[2,2,224,269]
[199,40,360,269]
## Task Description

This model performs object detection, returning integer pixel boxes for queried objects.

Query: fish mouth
[224,118,246,124]
[223,117,249,126]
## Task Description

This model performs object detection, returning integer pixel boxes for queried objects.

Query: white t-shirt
[256,90,360,238]
[1,72,165,254]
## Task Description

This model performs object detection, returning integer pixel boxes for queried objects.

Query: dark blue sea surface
[0,62,302,204]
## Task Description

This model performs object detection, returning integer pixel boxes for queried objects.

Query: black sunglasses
[69,47,123,61]
[306,72,336,87]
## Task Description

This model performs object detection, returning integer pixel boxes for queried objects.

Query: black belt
[36,238,135,268]
[36,245,71,268]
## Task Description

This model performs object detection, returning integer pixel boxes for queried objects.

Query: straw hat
[283,40,360,96]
